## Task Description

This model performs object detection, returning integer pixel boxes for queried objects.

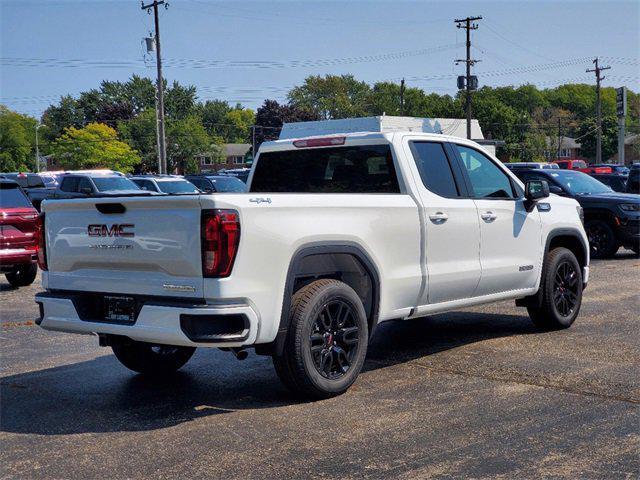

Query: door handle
[429,212,449,223]
[481,211,497,222]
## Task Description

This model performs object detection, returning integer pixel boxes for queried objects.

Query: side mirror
[548,185,564,195]
[79,187,93,195]
[524,180,549,211]
[525,180,550,201]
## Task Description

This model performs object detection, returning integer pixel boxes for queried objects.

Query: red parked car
[553,159,612,174]
[0,179,40,287]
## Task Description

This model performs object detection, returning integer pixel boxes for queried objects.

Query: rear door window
[251,144,400,193]
[60,177,79,192]
[78,177,93,193]
[409,141,460,198]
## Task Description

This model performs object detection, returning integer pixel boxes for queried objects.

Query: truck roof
[260,130,480,153]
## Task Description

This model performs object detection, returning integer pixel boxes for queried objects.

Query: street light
[35,123,45,173]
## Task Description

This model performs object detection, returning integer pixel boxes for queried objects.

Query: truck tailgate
[43,195,204,298]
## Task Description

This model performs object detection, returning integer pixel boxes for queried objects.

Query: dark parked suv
[513,169,640,258]
[184,174,247,193]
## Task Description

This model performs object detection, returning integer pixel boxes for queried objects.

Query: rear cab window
[250,144,400,194]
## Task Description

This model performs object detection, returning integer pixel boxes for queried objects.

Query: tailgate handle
[96,203,126,214]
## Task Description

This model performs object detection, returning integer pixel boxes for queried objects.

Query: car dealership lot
[1,254,638,479]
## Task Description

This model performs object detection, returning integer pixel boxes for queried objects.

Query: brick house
[544,136,585,161]
[197,143,251,173]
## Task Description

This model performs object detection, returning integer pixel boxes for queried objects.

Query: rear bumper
[0,248,37,270]
[35,292,260,348]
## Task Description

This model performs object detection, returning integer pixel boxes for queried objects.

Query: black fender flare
[261,241,381,357]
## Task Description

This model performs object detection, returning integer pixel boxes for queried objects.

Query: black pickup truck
[513,169,640,258]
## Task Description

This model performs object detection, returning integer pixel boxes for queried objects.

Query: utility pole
[142,0,168,174]
[400,78,405,116]
[455,15,482,140]
[616,87,627,165]
[557,117,562,160]
[35,123,44,173]
[586,57,610,164]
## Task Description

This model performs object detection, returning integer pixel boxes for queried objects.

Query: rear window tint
[409,142,460,198]
[0,183,33,208]
[250,145,400,194]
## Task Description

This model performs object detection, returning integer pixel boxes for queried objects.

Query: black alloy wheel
[553,261,580,317]
[309,300,360,380]
[585,220,618,258]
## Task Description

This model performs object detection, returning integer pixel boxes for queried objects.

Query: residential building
[544,136,584,161]
[608,134,640,164]
[197,143,251,172]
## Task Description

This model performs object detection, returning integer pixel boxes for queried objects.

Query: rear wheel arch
[263,242,381,357]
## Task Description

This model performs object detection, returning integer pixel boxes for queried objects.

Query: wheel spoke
[309,299,360,379]
[337,326,359,346]
[333,345,350,373]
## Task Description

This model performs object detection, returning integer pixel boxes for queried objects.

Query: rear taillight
[36,213,47,271]
[201,210,240,278]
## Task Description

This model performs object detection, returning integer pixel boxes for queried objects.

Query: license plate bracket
[103,295,136,323]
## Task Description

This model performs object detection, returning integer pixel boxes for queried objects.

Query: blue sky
[1,0,638,119]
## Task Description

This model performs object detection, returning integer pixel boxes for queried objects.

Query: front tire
[112,340,195,375]
[585,219,619,258]
[273,279,369,399]
[5,263,37,287]
[527,247,583,330]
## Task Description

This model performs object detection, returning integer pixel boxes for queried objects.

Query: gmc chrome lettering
[88,224,135,238]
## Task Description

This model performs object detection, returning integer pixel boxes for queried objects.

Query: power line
[0,43,463,71]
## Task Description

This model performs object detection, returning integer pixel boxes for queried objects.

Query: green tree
[254,99,318,147]
[166,116,214,174]
[288,75,372,119]
[223,108,255,143]
[117,109,158,172]
[0,106,37,172]
[51,123,140,173]
[198,100,232,138]
[577,116,618,160]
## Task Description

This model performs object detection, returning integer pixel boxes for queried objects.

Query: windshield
[0,184,33,208]
[157,180,199,194]
[549,171,613,195]
[210,176,247,192]
[92,177,140,192]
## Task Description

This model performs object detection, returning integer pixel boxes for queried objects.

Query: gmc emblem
[88,224,135,238]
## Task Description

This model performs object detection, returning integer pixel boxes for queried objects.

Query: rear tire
[585,219,619,259]
[112,340,195,375]
[5,263,37,287]
[527,247,583,330]
[272,279,369,399]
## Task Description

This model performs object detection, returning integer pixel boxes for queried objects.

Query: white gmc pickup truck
[35,131,589,399]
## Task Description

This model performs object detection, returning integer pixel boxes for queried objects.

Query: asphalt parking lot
[1,252,638,479]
